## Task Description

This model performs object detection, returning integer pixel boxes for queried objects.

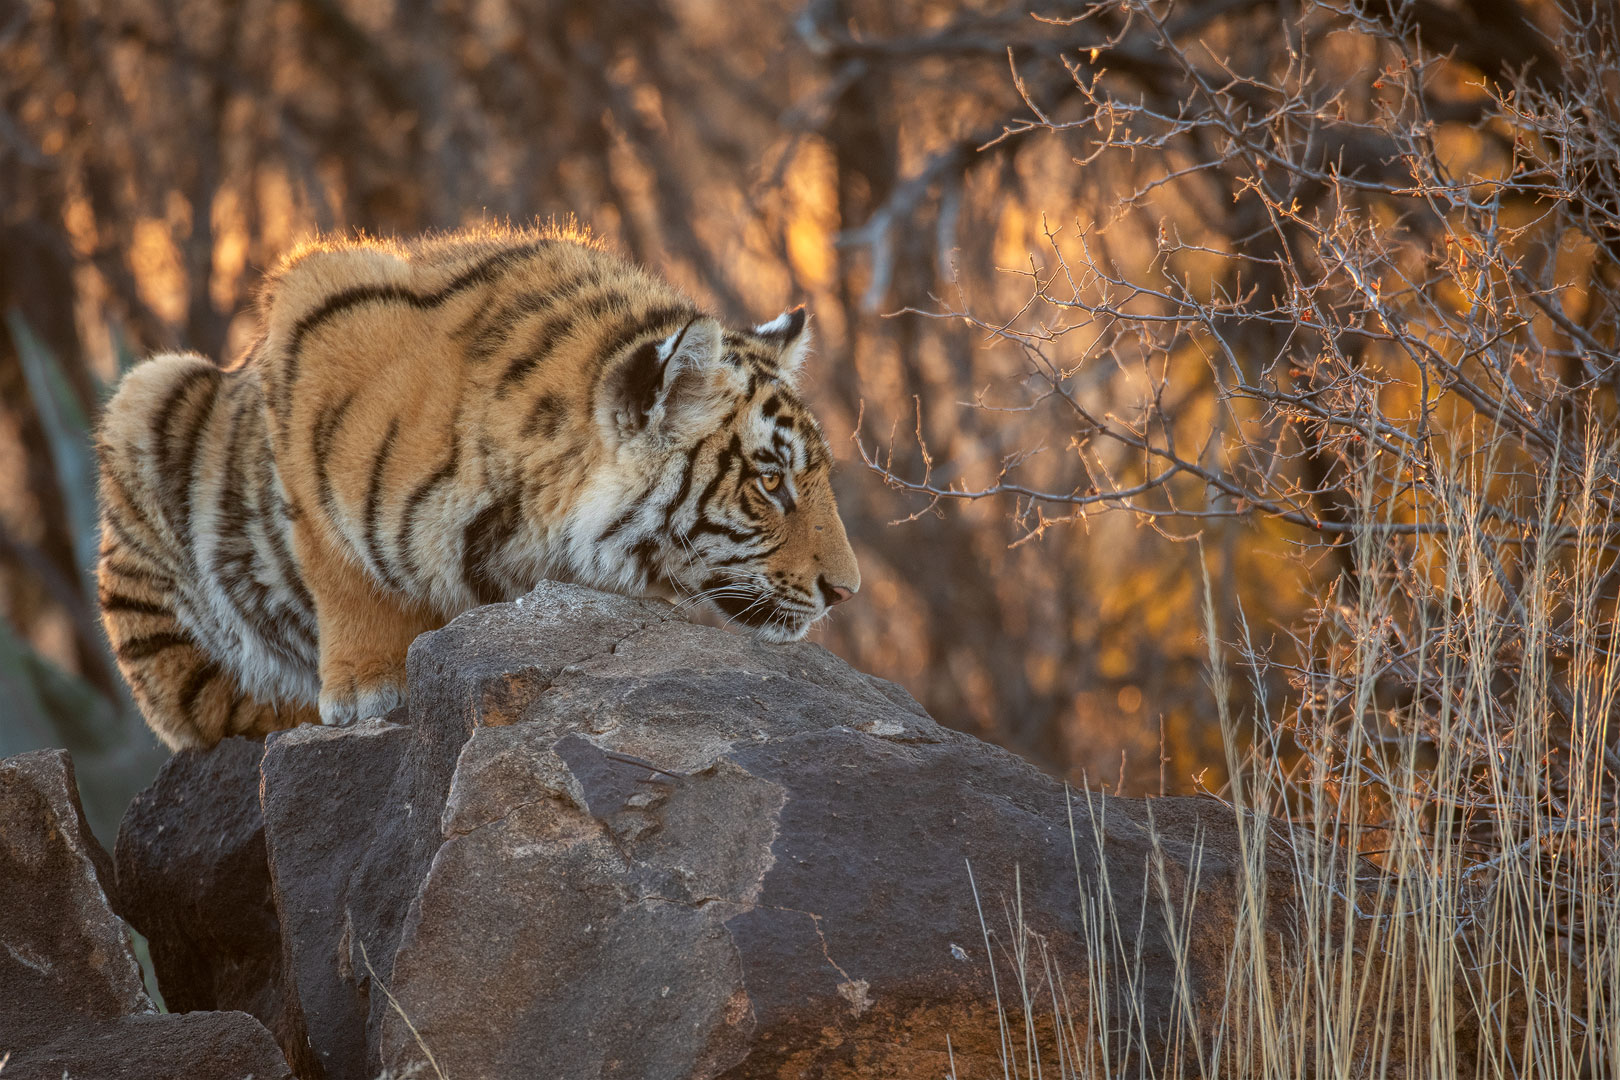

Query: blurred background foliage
[0,0,1610,842]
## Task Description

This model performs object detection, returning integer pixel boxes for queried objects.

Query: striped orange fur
[95,226,860,749]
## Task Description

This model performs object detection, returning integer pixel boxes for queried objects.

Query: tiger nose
[818,576,857,607]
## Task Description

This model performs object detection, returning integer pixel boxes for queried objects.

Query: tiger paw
[318,673,406,726]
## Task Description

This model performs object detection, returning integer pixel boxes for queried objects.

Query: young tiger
[95,226,860,750]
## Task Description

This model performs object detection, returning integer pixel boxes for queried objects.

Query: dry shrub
[903,2,1619,1073]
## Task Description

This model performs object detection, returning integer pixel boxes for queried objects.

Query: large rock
[247,583,1291,1078]
[0,748,291,1080]
[103,582,1356,1078]
[254,589,691,1076]
[92,583,1481,1077]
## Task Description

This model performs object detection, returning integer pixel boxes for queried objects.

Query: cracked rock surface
[110,582,1289,1079]
[365,583,1265,1079]
[0,749,291,1080]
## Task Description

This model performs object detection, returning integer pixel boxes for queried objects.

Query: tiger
[94,225,861,751]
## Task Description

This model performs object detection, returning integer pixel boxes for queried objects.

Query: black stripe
[694,433,741,510]
[497,288,635,396]
[363,417,405,592]
[176,660,222,721]
[660,441,705,531]
[279,244,546,425]
[155,368,220,546]
[689,517,762,544]
[709,542,783,567]
[592,304,699,376]
[521,394,566,440]
[689,435,760,544]
[147,366,213,470]
[629,537,659,585]
[287,245,547,357]
[311,393,356,527]
[255,449,317,622]
[117,632,191,662]
[398,438,460,587]
[467,269,605,363]
[222,688,249,735]
[99,592,171,617]
[101,501,173,572]
[100,553,174,586]
[101,559,175,590]
[461,488,523,605]
[207,395,257,597]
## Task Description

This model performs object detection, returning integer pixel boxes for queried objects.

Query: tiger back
[96,226,860,749]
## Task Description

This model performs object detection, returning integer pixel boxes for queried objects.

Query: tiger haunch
[95,226,860,749]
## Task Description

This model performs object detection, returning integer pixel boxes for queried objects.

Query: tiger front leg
[295,523,442,725]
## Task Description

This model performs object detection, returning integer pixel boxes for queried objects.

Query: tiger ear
[606,316,728,439]
[754,306,811,382]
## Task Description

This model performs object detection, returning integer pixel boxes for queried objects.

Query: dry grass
[959,440,1620,1078]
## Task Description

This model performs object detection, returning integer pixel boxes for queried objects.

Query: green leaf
[5,310,101,598]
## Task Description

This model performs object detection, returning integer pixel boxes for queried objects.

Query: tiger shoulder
[95,225,860,750]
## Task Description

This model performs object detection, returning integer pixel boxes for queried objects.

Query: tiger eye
[762,473,782,492]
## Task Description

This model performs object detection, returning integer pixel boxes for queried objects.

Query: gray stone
[4,1010,292,1080]
[259,716,410,1080]
[0,750,147,1042]
[0,748,291,1080]
[255,588,683,1077]
[113,738,285,1025]
[49,580,1469,1078]
[362,584,1283,1078]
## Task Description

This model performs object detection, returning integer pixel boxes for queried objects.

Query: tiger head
[597,306,860,642]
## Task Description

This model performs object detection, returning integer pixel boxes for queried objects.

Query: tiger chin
[94,225,860,750]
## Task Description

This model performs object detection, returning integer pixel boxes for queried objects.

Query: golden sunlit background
[3,0,1617,841]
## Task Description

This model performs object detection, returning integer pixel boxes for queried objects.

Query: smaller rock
[260,717,411,1080]
[1,749,150,1044]
[0,748,292,1080]
[6,1010,291,1080]
[114,737,284,1022]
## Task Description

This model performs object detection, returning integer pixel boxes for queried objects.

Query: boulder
[98,582,1317,1079]
[242,583,1284,1078]
[0,750,145,1039]
[0,748,291,1080]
